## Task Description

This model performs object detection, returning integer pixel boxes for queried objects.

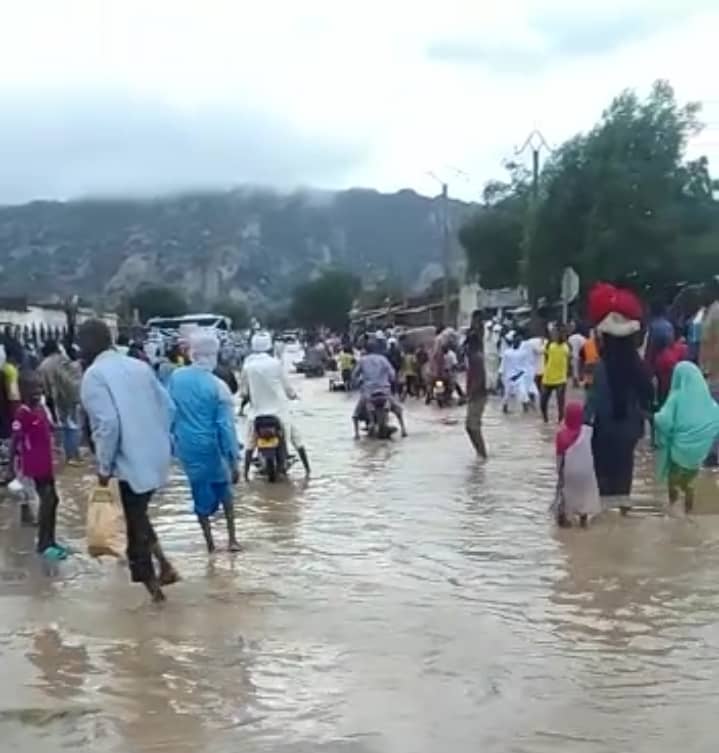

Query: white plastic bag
[86,480,126,558]
[8,476,40,519]
[7,478,25,495]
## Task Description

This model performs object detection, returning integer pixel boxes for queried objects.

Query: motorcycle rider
[240,331,310,480]
[352,338,407,439]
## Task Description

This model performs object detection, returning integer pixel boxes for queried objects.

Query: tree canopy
[212,299,250,330]
[290,269,360,331]
[126,285,189,322]
[460,81,719,303]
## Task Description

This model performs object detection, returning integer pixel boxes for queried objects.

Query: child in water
[10,372,67,560]
[554,401,602,527]
[654,361,719,514]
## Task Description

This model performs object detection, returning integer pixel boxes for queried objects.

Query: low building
[0,297,118,342]
[457,284,528,328]
[350,293,458,331]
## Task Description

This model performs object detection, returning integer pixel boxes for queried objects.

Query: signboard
[560,267,580,323]
[476,286,527,310]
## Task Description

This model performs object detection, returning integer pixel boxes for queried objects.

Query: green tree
[461,80,719,301]
[291,269,360,331]
[212,299,250,330]
[458,163,530,289]
[534,80,704,295]
[126,285,189,322]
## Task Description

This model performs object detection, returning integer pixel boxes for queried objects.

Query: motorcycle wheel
[265,457,278,483]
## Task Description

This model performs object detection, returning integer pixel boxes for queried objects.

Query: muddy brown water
[1,369,719,753]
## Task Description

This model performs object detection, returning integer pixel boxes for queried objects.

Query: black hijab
[600,333,652,420]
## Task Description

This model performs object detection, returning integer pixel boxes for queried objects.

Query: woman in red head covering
[584,284,653,513]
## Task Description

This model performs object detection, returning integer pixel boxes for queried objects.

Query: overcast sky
[1,0,718,204]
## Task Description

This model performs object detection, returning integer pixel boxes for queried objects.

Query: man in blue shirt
[351,339,407,439]
[168,331,242,554]
[79,319,179,603]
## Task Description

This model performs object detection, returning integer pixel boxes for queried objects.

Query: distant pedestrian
[579,330,600,389]
[0,344,19,484]
[654,328,689,407]
[483,321,501,392]
[79,319,179,603]
[464,330,488,459]
[500,334,529,414]
[645,300,674,375]
[38,340,82,465]
[567,323,587,388]
[156,343,185,386]
[540,326,570,422]
[699,277,719,466]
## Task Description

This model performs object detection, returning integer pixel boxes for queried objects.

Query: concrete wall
[0,305,118,339]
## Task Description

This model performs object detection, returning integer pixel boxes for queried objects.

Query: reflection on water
[1,376,719,753]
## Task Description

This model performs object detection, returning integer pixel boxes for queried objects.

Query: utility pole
[428,172,452,325]
[441,181,451,325]
[515,130,550,307]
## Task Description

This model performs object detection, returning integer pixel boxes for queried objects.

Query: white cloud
[0,0,716,203]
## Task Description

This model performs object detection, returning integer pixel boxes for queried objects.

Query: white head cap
[189,330,220,371]
[251,331,273,353]
[596,312,641,338]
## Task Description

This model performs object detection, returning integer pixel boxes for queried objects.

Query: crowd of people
[2,277,719,601]
[466,279,719,527]
[0,320,312,602]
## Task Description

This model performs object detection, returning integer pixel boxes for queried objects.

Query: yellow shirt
[401,353,417,376]
[542,342,570,386]
[338,352,355,372]
[2,362,19,402]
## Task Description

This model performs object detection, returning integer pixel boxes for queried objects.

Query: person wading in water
[168,331,242,554]
[464,329,488,459]
[584,284,653,515]
[654,361,719,514]
[79,319,180,603]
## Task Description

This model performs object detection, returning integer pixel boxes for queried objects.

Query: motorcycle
[431,378,451,408]
[253,415,291,482]
[329,368,353,392]
[365,391,396,439]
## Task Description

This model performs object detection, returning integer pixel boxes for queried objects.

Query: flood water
[1,365,719,753]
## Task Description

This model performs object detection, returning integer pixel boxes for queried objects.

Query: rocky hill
[0,188,471,308]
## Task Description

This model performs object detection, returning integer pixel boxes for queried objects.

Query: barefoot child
[10,372,67,560]
[654,361,719,513]
[554,401,602,527]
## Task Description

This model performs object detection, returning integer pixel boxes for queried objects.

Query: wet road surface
[1,366,719,753]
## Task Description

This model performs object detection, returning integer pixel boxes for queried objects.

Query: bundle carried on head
[588,282,643,338]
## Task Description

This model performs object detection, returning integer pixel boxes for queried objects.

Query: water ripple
[0,378,718,752]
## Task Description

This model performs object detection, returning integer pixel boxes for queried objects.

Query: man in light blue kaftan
[168,331,242,553]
